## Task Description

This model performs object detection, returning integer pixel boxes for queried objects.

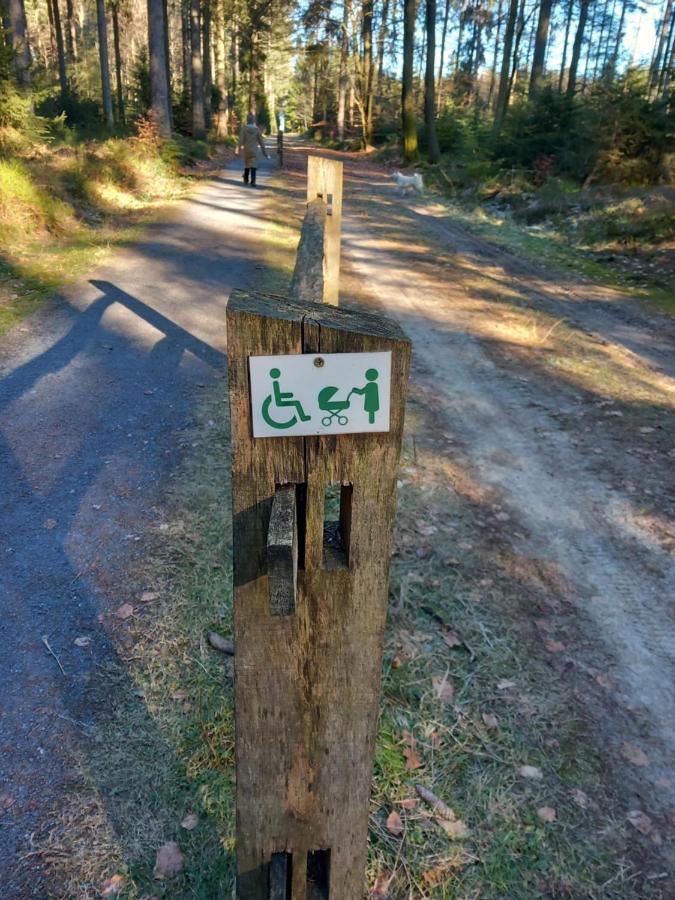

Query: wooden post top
[227,289,409,345]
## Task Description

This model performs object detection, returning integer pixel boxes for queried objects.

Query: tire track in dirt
[339,181,675,822]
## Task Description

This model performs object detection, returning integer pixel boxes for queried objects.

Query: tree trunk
[558,0,574,91]
[214,0,229,137]
[182,0,191,99]
[436,0,451,111]
[95,0,114,129]
[147,0,172,136]
[190,0,206,136]
[608,0,628,77]
[337,0,351,140]
[425,0,440,161]
[162,0,173,128]
[7,0,31,85]
[362,0,375,143]
[202,0,212,127]
[111,1,125,125]
[567,0,590,97]
[247,28,257,115]
[649,0,673,95]
[402,0,418,162]
[49,0,68,102]
[657,5,675,97]
[529,0,553,96]
[493,0,519,133]
[64,0,77,61]
[581,0,597,87]
[376,0,390,90]
[488,0,504,108]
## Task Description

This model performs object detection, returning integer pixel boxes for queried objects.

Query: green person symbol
[349,368,380,424]
[261,367,311,429]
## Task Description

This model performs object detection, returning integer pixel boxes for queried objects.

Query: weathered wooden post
[277,130,284,167]
[227,289,410,899]
[306,156,343,305]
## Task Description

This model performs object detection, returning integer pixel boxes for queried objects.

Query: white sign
[249,352,392,438]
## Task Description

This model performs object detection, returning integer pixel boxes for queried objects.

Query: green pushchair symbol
[318,386,350,427]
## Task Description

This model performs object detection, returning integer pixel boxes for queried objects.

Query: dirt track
[326,146,675,837]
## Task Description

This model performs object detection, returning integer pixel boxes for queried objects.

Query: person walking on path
[238,113,269,186]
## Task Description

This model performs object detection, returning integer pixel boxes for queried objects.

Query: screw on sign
[227,290,410,898]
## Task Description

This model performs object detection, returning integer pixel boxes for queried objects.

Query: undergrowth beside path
[0,127,231,338]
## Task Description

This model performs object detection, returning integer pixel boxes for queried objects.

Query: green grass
[0,130,224,339]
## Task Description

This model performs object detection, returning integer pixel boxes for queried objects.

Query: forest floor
[0,140,673,898]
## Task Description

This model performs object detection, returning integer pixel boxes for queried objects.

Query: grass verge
[0,126,232,338]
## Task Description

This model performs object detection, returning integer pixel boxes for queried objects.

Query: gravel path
[0,154,273,895]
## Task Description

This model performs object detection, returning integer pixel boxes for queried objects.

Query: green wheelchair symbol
[262,368,312,429]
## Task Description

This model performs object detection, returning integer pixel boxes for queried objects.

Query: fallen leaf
[497,679,516,690]
[544,640,565,653]
[442,630,462,648]
[627,810,653,835]
[439,817,469,839]
[0,794,15,810]
[570,788,589,809]
[414,783,454,819]
[417,522,438,536]
[432,674,454,702]
[74,636,91,647]
[621,742,649,767]
[153,841,184,879]
[370,873,390,898]
[140,591,160,603]
[208,632,234,655]
[181,813,198,831]
[403,745,422,770]
[171,690,189,701]
[115,603,134,620]
[537,806,556,823]
[386,810,403,836]
[101,874,125,897]
[44,519,57,530]
[398,797,418,810]
[481,712,499,730]
[534,619,556,633]
[519,765,543,780]
[596,672,613,690]
[422,863,452,885]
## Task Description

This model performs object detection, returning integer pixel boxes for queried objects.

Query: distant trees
[0,0,671,181]
[147,0,172,135]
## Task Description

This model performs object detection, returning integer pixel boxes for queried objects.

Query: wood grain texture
[289,198,327,304]
[227,289,410,899]
[306,156,343,306]
[267,484,298,616]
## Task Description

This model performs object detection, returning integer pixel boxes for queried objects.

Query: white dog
[391,170,424,195]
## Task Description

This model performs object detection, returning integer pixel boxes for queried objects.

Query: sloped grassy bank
[0,124,229,337]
